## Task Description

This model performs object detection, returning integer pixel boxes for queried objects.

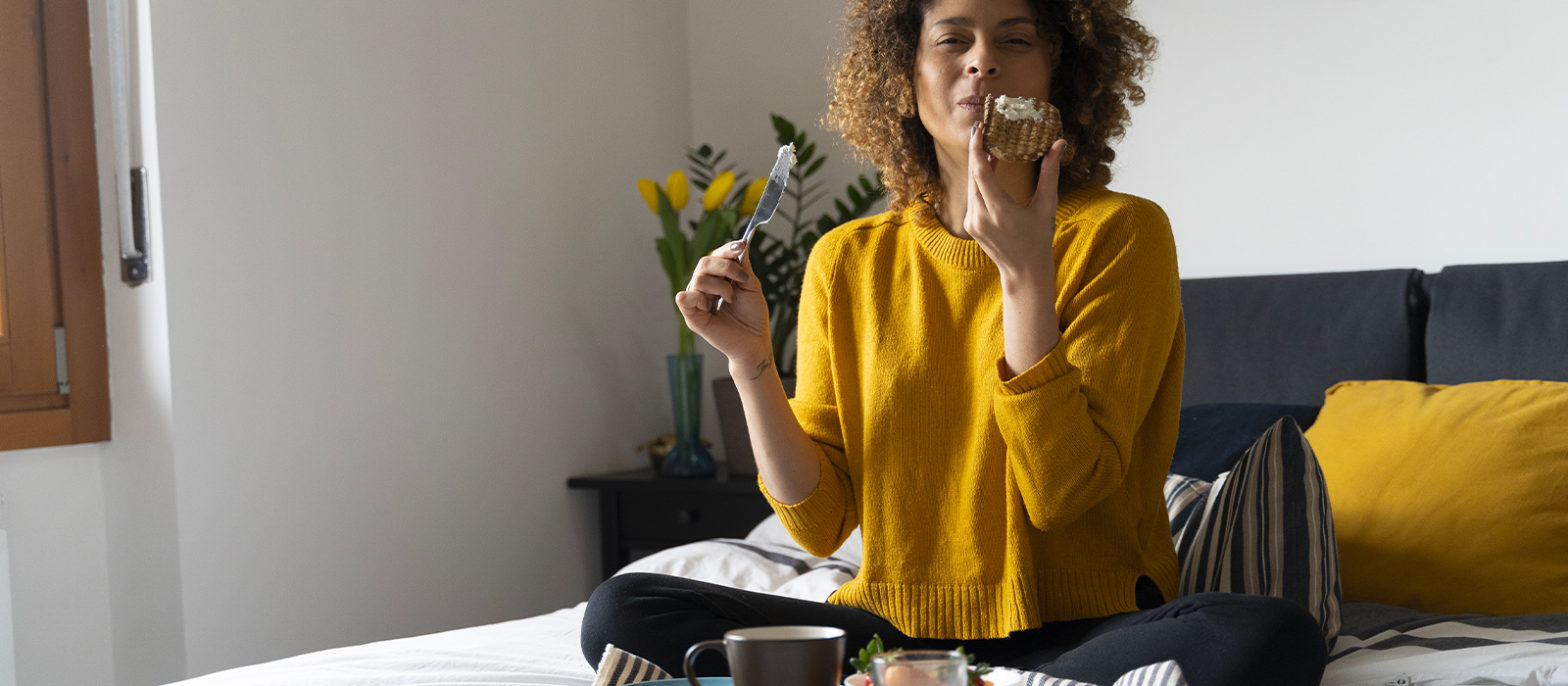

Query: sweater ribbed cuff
[757,449,853,557]
[996,346,1075,395]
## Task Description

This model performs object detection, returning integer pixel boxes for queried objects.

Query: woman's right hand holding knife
[674,242,820,504]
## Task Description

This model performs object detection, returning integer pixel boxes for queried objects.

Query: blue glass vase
[661,353,715,478]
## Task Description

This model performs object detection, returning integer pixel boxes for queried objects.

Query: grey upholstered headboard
[1178,260,1568,407]
[1178,268,1426,406]
[1423,260,1568,385]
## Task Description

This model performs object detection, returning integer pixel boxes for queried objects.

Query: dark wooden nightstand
[568,465,777,579]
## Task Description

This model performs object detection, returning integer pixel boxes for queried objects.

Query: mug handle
[683,639,726,686]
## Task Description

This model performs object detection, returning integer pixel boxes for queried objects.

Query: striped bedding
[1324,602,1568,686]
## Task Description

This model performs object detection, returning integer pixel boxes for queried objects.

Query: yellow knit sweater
[759,186,1185,640]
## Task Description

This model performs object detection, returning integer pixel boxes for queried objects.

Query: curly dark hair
[825,0,1158,216]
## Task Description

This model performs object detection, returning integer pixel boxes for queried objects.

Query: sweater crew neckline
[909,187,1102,270]
[909,204,992,270]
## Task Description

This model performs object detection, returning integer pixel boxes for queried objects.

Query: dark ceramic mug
[683,625,846,686]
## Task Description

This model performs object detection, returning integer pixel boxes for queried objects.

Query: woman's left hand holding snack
[967,124,1067,374]
[964,124,1067,286]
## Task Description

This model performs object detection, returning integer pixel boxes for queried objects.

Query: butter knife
[716,143,794,313]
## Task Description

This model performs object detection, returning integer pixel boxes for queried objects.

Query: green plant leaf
[771,114,797,145]
[688,214,716,267]
[655,188,689,278]
[691,209,736,266]
[655,236,681,295]
[804,156,827,178]
[849,634,885,675]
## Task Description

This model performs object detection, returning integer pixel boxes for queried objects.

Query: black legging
[581,573,1327,686]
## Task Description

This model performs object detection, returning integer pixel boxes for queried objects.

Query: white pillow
[745,514,865,568]
[614,536,856,602]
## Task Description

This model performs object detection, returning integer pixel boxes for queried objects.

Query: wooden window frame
[0,0,109,451]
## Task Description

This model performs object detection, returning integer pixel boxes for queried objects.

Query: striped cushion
[1161,474,1211,566]
[1171,416,1342,645]
[591,643,670,686]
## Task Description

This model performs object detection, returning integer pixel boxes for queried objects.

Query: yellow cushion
[1304,379,1568,616]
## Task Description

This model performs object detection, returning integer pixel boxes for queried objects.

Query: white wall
[148,0,692,676]
[3,2,1565,685]
[686,0,873,205]
[689,0,1568,280]
[0,449,114,685]
[1116,1,1568,277]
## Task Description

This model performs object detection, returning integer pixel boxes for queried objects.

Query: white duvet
[167,519,859,686]
[167,605,596,686]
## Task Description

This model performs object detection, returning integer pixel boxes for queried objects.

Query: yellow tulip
[665,170,689,211]
[740,177,769,215]
[702,171,736,211]
[637,178,660,214]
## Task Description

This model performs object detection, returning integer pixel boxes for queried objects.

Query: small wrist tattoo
[748,358,773,381]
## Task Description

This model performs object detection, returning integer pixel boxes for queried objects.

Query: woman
[583,1,1327,684]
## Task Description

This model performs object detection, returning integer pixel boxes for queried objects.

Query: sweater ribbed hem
[1145,545,1181,606]
[831,566,1157,640]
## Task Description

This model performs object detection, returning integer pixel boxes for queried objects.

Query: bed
[165,522,1568,686]
[168,258,1568,686]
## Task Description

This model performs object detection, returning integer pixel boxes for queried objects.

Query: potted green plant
[713,114,886,474]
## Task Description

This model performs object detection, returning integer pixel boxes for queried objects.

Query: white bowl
[846,667,1021,686]
[985,669,1022,686]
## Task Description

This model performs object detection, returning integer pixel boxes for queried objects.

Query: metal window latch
[55,326,70,395]
[121,166,150,286]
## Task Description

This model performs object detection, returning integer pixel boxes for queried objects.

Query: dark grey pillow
[1172,403,1320,481]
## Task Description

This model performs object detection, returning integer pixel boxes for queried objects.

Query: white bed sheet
[169,605,595,686]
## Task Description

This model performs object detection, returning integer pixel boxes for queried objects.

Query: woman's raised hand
[675,241,772,369]
[964,123,1068,284]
